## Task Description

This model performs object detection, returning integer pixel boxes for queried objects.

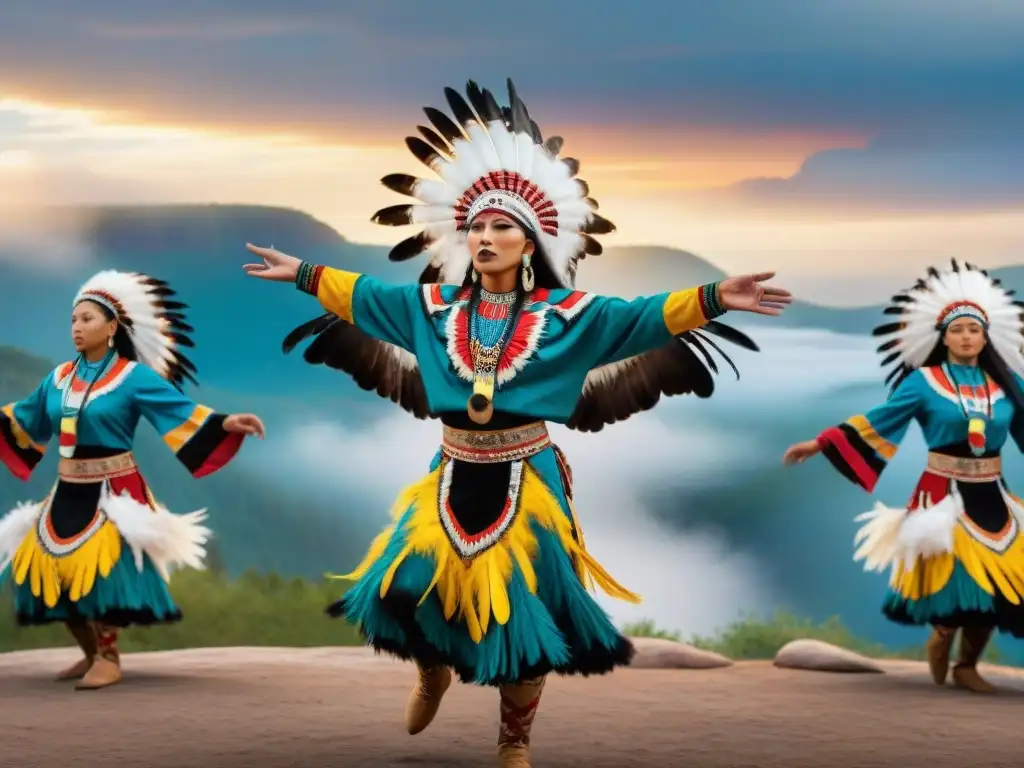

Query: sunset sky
[1,1,1023,304]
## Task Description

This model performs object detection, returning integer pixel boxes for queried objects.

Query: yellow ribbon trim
[846,414,898,460]
[891,522,1024,603]
[329,462,640,644]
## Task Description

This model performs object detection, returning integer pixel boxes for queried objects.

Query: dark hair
[77,299,138,362]
[915,330,1024,419]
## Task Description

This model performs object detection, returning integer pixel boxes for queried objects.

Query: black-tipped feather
[444,86,479,128]
[873,322,905,337]
[381,173,421,198]
[544,136,564,155]
[466,81,502,123]
[371,204,415,227]
[580,234,603,256]
[389,231,434,262]
[582,213,615,235]
[423,107,464,144]
[417,125,452,156]
[405,136,444,170]
[562,158,580,177]
[702,320,759,352]
[689,330,741,379]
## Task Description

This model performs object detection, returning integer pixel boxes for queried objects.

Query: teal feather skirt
[327,447,640,687]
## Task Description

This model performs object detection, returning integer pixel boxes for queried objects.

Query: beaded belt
[927,452,1001,482]
[58,452,138,484]
[441,422,551,464]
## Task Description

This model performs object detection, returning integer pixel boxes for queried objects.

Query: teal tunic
[0,353,241,627]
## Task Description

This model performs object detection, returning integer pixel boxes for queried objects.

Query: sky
[1,1,1023,304]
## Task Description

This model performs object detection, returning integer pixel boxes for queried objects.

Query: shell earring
[521,252,535,292]
[107,335,114,349]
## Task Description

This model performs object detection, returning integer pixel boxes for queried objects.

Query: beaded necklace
[466,289,519,425]
[942,361,992,457]
[59,349,116,459]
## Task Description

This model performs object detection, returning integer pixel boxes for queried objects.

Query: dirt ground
[3,646,1024,768]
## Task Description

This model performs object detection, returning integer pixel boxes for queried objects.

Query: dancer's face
[944,317,987,361]
[467,212,535,279]
[71,300,117,356]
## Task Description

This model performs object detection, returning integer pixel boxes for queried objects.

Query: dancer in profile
[784,260,1024,693]
[244,79,791,766]
[0,270,265,690]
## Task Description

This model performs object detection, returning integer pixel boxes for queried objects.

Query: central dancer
[243,79,791,766]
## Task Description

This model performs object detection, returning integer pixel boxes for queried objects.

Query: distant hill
[4,204,1023,383]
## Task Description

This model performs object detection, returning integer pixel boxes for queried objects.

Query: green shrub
[0,568,361,652]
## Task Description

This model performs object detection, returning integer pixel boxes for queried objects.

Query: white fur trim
[852,483,1024,575]
[0,501,43,573]
[99,483,212,581]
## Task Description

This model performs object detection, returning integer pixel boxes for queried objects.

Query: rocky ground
[3,639,1024,767]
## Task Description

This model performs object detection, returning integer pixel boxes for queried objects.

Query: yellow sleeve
[298,264,359,323]
[662,283,724,335]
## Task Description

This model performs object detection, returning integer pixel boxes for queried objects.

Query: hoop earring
[521,253,535,292]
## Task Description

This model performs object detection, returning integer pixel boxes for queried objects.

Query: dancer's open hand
[243,244,301,283]
[224,413,266,439]
[782,439,820,465]
[719,272,793,316]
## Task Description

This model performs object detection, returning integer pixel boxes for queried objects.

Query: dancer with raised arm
[0,271,265,690]
[783,260,1024,693]
[245,79,791,765]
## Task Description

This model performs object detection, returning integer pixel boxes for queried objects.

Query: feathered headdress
[74,270,198,389]
[873,259,1024,388]
[369,78,614,288]
[283,78,760,431]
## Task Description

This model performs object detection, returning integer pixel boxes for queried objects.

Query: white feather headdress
[73,270,197,389]
[369,79,616,288]
[874,259,1024,387]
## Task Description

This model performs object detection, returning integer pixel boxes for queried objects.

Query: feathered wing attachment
[567,321,760,432]
[284,78,760,426]
[872,259,1024,390]
[74,270,199,389]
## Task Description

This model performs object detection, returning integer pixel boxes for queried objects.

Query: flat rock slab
[774,639,884,673]
[3,647,1024,767]
[628,636,733,669]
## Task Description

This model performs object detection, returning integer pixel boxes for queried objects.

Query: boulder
[628,636,733,669]
[773,639,884,673]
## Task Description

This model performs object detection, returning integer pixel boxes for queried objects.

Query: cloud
[0,1,1021,140]
[695,130,1024,213]
[0,205,94,270]
[267,326,886,635]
